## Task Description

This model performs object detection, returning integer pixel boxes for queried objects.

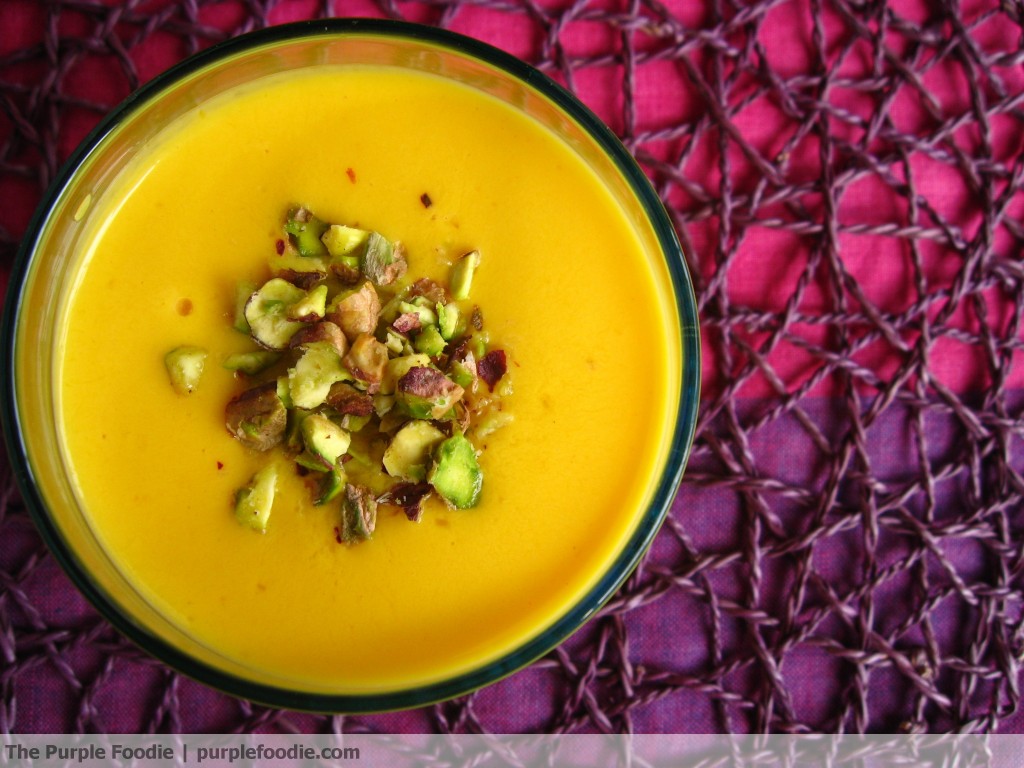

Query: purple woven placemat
[2,0,1024,734]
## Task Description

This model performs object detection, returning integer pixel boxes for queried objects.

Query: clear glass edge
[0,17,702,714]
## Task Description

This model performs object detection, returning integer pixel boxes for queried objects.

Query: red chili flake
[420,192,432,208]
[334,526,343,544]
[216,461,224,470]
[477,349,507,391]
[346,167,356,183]
[275,238,285,255]
[176,298,193,316]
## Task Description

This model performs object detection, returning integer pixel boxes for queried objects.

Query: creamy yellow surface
[56,65,678,692]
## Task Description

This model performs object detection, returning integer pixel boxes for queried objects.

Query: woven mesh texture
[2,0,1024,734]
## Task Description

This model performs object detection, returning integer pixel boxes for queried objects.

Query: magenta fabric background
[2,0,1024,734]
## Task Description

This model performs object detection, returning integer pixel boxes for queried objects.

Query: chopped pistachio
[234,463,278,533]
[448,350,477,391]
[409,277,448,305]
[244,278,308,350]
[284,207,329,257]
[378,290,411,325]
[444,401,472,434]
[325,381,375,417]
[301,413,351,468]
[378,409,409,434]
[381,353,432,395]
[315,468,346,505]
[362,233,407,286]
[392,312,421,335]
[275,268,327,291]
[165,346,207,395]
[383,420,446,482]
[288,341,352,410]
[429,434,482,509]
[208,208,511,542]
[269,251,329,276]
[289,321,348,359]
[413,324,447,357]
[341,413,372,432]
[437,302,460,341]
[344,441,375,468]
[233,281,258,334]
[330,257,362,285]
[342,333,389,390]
[322,224,370,257]
[340,484,377,543]
[328,281,381,341]
[396,366,464,420]
[450,250,480,300]
[384,329,410,356]
[373,393,395,417]
[295,450,330,473]
[225,381,287,451]
[222,350,280,375]
[397,300,437,328]
[276,375,294,410]
[286,284,328,322]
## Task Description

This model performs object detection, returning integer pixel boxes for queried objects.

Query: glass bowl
[0,19,700,712]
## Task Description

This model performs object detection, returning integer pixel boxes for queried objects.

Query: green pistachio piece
[384,330,409,356]
[397,300,437,328]
[233,281,258,334]
[225,382,287,451]
[448,350,477,390]
[429,434,482,509]
[300,412,352,468]
[316,468,347,505]
[395,366,464,420]
[268,252,329,276]
[234,463,278,533]
[277,375,294,410]
[383,420,446,482]
[362,233,407,286]
[328,281,381,341]
[341,413,372,432]
[284,407,310,454]
[284,207,329,257]
[373,393,395,417]
[164,346,207,395]
[413,325,446,357]
[437,302,460,341]
[340,484,377,543]
[449,250,480,300]
[295,450,330,473]
[222,350,281,375]
[286,284,328,322]
[343,333,389,389]
[288,341,352,410]
[322,224,369,256]
[244,278,307,350]
[382,353,432,395]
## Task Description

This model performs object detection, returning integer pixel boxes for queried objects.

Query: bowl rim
[0,17,701,713]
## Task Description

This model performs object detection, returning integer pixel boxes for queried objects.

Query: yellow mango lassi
[41,41,686,700]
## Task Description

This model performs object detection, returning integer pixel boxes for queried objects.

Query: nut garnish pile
[165,206,512,543]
